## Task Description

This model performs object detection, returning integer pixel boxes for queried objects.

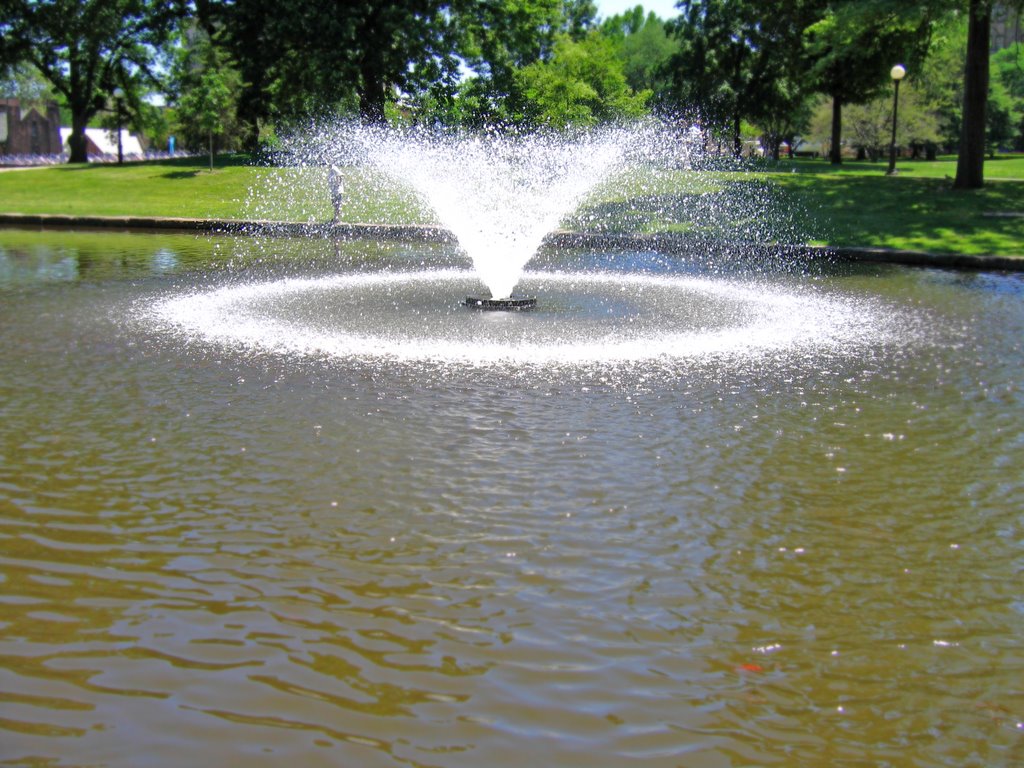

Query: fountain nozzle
[463,296,537,311]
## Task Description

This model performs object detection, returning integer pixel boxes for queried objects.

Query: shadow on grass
[53,153,254,174]
[572,193,701,232]
[776,174,1024,253]
[55,163,102,172]
[571,178,813,243]
[572,172,1023,254]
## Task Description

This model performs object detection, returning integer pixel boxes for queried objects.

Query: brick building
[0,99,63,157]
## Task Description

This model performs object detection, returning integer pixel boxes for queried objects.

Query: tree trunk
[359,88,386,124]
[732,113,742,158]
[68,109,89,163]
[359,61,387,125]
[209,131,214,172]
[954,0,990,190]
[829,95,842,165]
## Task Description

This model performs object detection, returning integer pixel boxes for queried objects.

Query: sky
[594,0,681,21]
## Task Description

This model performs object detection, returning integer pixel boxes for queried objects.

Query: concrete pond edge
[1,212,1021,273]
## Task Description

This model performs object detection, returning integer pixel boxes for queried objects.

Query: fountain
[162,120,881,369]
[343,125,646,304]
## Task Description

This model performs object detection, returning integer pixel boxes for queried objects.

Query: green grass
[0,155,260,219]
[763,153,1024,180]
[772,172,1024,255]
[0,154,432,224]
[750,154,1024,255]
[1,152,1022,257]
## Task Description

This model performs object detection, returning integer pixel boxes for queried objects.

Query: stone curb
[0,213,455,241]
[1,212,1021,273]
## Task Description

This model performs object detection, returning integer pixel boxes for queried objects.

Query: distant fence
[0,150,199,167]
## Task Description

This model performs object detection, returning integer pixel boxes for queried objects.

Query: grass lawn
[1,152,1022,257]
[772,171,1024,255]
[754,154,1024,255]
[0,155,261,219]
[0,154,433,224]
[766,153,1024,180]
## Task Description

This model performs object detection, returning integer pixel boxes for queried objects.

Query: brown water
[1,230,1022,767]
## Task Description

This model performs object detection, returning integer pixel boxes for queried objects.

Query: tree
[918,0,1024,187]
[195,0,608,135]
[840,82,941,159]
[172,27,241,170]
[350,2,461,123]
[379,0,608,128]
[759,94,815,160]
[563,0,598,38]
[804,1,932,165]
[953,0,989,188]
[600,7,679,108]
[452,0,566,126]
[991,39,1024,151]
[200,0,462,140]
[0,62,60,104]
[2,0,182,162]
[666,0,816,157]
[516,31,650,128]
[985,85,1015,155]
[915,12,968,154]
[0,0,29,70]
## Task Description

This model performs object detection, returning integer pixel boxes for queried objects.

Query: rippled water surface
[1,231,1022,767]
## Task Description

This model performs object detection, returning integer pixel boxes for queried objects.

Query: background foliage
[1,0,1021,186]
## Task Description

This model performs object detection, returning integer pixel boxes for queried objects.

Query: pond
[1,229,1022,767]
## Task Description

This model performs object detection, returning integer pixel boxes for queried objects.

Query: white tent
[60,127,143,157]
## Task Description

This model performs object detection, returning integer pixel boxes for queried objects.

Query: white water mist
[353,128,636,298]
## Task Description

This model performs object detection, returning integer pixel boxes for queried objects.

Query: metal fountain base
[463,296,537,311]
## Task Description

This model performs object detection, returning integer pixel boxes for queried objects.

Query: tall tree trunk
[64,52,91,163]
[208,130,214,172]
[954,0,990,190]
[359,62,387,125]
[732,113,742,158]
[829,95,843,165]
[68,109,89,163]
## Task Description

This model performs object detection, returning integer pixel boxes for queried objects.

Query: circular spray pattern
[217,123,885,371]
[148,269,890,369]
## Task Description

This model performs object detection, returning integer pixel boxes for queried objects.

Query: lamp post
[886,64,906,176]
[113,87,124,164]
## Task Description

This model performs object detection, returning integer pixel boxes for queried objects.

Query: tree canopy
[1,0,1020,187]
[795,0,931,164]
[600,6,678,108]
[2,0,182,161]
[194,0,462,143]
[666,0,818,156]
[517,31,649,128]
[172,25,242,169]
